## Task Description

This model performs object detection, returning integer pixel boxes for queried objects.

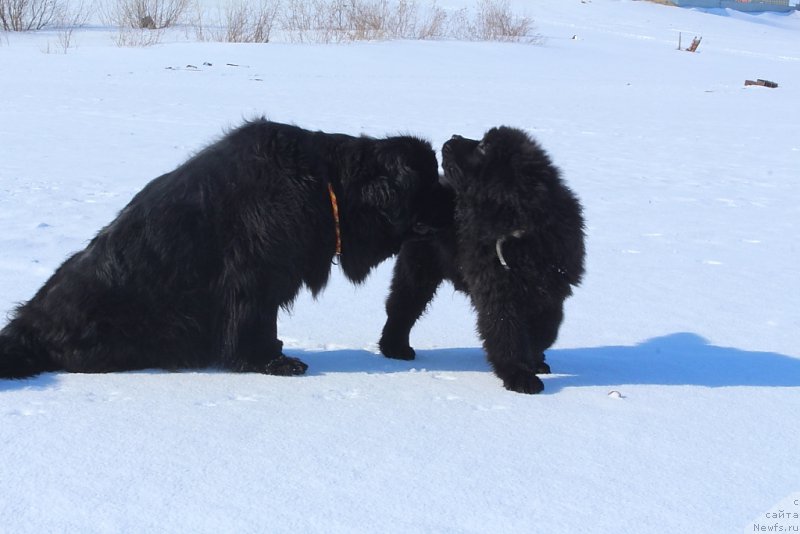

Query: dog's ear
[367,136,439,234]
[361,175,399,210]
[360,173,412,234]
[477,128,501,158]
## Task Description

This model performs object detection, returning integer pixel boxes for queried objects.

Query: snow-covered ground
[1,1,799,532]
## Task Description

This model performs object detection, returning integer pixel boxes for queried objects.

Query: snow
[1,1,799,532]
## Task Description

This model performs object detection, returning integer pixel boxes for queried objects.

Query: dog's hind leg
[0,320,59,379]
[526,301,565,375]
[476,301,545,394]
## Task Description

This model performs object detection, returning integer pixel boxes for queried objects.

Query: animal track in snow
[475,404,509,412]
[432,374,457,381]
[85,391,131,403]
[6,407,47,417]
[230,394,258,402]
[321,389,362,401]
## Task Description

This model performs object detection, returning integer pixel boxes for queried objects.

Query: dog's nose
[450,135,463,141]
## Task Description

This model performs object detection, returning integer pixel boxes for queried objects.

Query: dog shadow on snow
[292,332,800,393]
[3,332,798,393]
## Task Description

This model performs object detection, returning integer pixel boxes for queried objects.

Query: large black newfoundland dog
[380,127,586,394]
[0,119,445,378]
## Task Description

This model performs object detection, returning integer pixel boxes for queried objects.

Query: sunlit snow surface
[1,1,799,532]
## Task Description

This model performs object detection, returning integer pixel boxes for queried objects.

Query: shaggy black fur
[0,119,445,379]
[380,126,586,394]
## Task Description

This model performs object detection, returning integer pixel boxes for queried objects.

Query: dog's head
[361,136,453,240]
[337,134,454,282]
[442,126,586,286]
[441,126,554,196]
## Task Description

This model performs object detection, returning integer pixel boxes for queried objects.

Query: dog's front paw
[379,338,416,361]
[500,368,544,394]
[536,361,551,375]
[264,355,308,376]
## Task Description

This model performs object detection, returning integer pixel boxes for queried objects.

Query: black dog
[380,127,585,394]
[0,119,444,379]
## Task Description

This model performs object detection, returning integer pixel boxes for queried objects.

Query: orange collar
[327,183,342,259]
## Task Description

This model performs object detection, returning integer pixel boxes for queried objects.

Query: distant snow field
[1,1,798,532]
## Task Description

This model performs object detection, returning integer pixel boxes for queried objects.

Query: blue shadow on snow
[291,332,800,391]
[2,333,797,392]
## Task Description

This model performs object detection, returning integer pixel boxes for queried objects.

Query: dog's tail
[0,321,55,379]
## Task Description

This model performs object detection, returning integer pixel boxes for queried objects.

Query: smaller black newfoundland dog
[0,119,445,379]
[380,127,585,394]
